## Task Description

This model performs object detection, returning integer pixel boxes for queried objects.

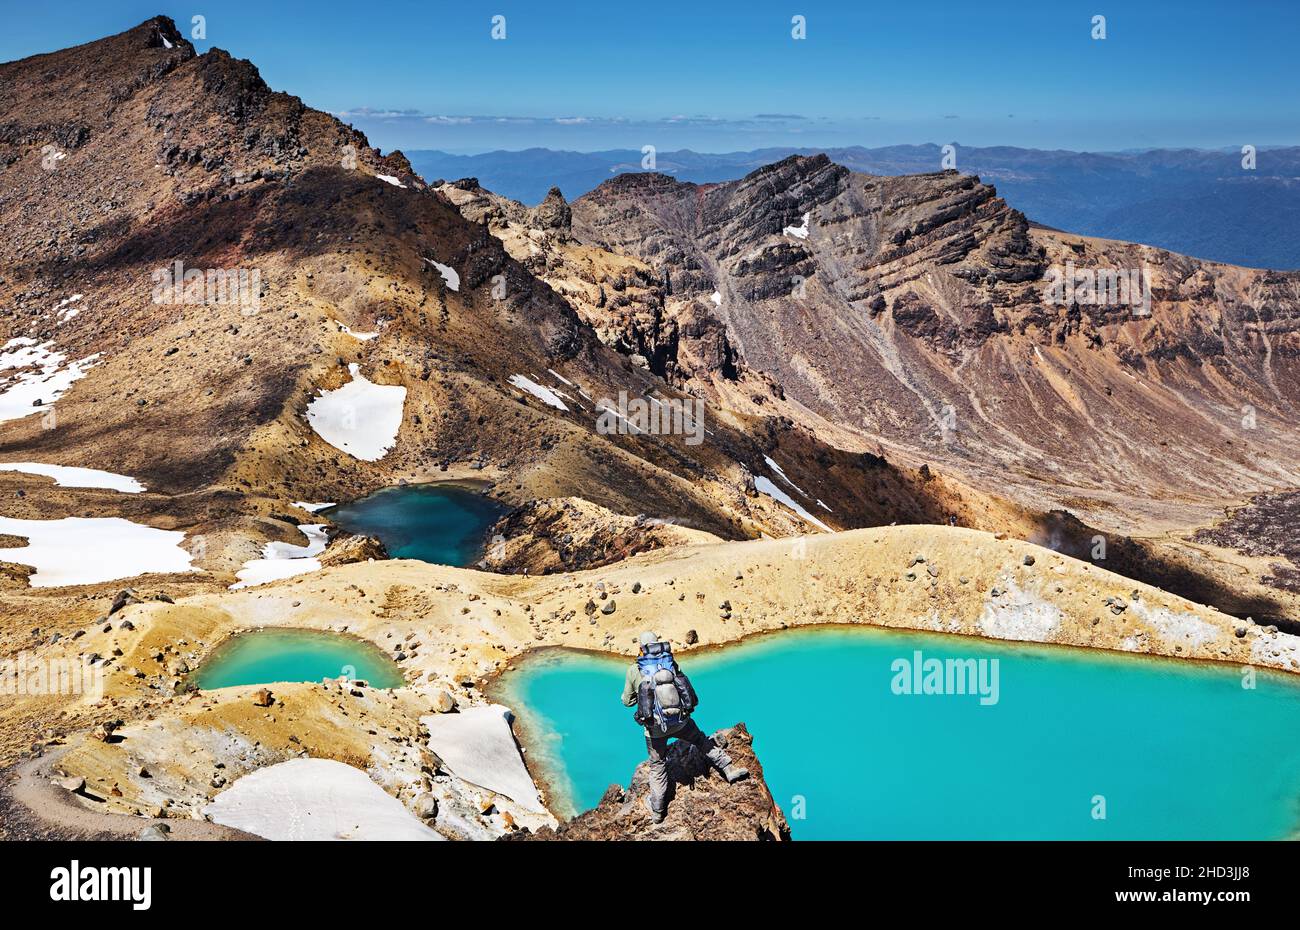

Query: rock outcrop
[564,154,1300,624]
[511,724,791,841]
[481,497,721,574]
[318,532,388,567]
[570,154,1300,511]
[0,16,964,596]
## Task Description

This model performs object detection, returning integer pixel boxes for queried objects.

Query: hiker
[621,630,748,823]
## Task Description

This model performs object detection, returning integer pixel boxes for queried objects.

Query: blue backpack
[634,642,699,736]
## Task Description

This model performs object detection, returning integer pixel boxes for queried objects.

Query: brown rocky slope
[563,154,1300,625]
[0,18,969,606]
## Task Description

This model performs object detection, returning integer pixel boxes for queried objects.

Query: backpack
[634,641,699,736]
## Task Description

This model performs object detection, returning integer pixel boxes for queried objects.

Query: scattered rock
[412,793,438,820]
[109,589,140,615]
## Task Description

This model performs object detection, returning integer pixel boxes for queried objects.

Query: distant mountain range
[407,145,1300,270]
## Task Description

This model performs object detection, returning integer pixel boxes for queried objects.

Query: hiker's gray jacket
[621,663,641,707]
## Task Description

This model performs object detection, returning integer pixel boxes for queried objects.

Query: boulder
[319,533,389,567]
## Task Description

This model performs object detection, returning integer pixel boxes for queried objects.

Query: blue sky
[2,0,1297,153]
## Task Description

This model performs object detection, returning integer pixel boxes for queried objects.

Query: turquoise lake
[322,484,507,567]
[499,627,1300,839]
[191,628,405,690]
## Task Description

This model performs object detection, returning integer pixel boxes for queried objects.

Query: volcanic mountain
[554,157,1300,625]
[0,18,973,658]
[3,16,1300,842]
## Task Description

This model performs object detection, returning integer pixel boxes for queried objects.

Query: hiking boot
[721,764,750,784]
[644,796,666,824]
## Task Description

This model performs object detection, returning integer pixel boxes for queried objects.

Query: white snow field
[53,294,83,323]
[763,454,807,495]
[422,704,545,812]
[293,501,334,513]
[231,524,328,590]
[204,758,444,841]
[753,475,831,533]
[508,373,568,411]
[0,515,194,587]
[0,462,145,492]
[423,257,460,291]
[306,363,406,461]
[336,321,379,341]
[0,338,99,423]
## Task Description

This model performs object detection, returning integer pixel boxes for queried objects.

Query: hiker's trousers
[645,719,733,815]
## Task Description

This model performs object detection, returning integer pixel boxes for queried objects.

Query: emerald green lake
[322,484,507,567]
[191,629,405,690]
[499,627,1300,839]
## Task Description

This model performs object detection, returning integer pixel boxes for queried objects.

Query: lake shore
[6,524,1299,835]
[493,625,1300,838]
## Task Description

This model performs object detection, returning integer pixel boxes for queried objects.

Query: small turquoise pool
[322,484,507,567]
[191,628,405,690]
[498,627,1300,839]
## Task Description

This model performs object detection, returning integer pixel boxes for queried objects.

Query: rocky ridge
[510,723,790,841]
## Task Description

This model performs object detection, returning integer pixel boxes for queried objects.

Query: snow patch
[423,258,459,291]
[293,501,334,513]
[205,758,443,841]
[336,321,378,341]
[306,363,406,461]
[783,212,810,239]
[0,338,99,423]
[816,498,833,512]
[422,705,544,812]
[509,374,568,411]
[978,581,1062,643]
[710,291,722,306]
[375,174,406,188]
[231,524,328,590]
[763,455,806,496]
[547,368,573,386]
[54,295,83,323]
[0,516,194,587]
[0,462,144,493]
[754,475,831,532]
